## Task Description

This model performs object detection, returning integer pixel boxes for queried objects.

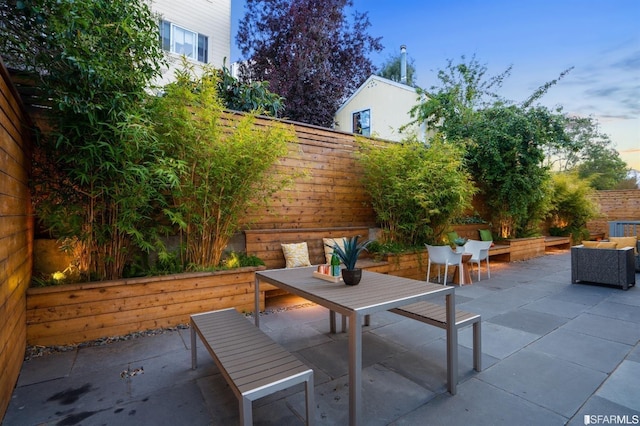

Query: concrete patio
[4,251,639,425]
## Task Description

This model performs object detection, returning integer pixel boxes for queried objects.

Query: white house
[149,0,231,86]
[333,74,423,142]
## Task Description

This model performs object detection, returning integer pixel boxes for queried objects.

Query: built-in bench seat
[245,226,385,298]
[191,308,315,425]
[544,236,571,250]
[488,244,510,257]
[245,226,373,269]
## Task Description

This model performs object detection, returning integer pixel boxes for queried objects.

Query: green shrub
[151,65,296,268]
[10,0,174,281]
[358,134,476,246]
[547,172,599,243]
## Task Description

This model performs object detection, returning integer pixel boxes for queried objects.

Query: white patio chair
[425,244,463,285]
[463,239,492,281]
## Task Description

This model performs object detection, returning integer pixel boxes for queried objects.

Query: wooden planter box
[383,250,427,280]
[26,266,267,347]
[504,236,545,261]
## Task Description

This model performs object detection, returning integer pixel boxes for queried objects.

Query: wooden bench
[544,236,571,250]
[330,302,481,373]
[488,243,510,259]
[245,226,372,269]
[191,308,315,425]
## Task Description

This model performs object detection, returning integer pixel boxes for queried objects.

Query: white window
[160,20,208,63]
[353,109,371,136]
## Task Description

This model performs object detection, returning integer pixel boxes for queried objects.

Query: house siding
[334,76,422,142]
[150,0,231,85]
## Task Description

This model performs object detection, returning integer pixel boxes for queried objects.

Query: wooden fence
[234,112,377,230]
[0,59,33,420]
[587,190,640,237]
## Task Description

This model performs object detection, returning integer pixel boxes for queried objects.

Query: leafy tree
[1,0,175,280]
[377,51,417,86]
[215,61,285,117]
[409,56,575,238]
[466,105,556,238]
[357,135,476,246]
[544,114,628,188]
[408,55,512,136]
[577,143,629,190]
[236,0,383,127]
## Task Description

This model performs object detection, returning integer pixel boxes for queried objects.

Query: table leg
[254,276,260,327]
[446,292,457,395]
[349,311,362,426]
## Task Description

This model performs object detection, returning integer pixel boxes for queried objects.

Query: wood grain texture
[587,190,640,237]
[0,63,33,421]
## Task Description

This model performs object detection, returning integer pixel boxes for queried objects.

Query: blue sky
[231,0,640,169]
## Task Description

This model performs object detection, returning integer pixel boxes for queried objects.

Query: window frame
[160,20,208,63]
[352,109,371,136]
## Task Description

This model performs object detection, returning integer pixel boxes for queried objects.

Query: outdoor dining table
[254,266,457,426]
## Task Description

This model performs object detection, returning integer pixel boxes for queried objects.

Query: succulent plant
[329,236,372,270]
[453,237,467,246]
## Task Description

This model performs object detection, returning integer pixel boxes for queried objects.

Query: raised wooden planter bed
[377,250,427,280]
[505,236,545,261]
[26,266,266,347]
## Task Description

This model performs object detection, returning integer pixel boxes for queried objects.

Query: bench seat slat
[191,308,314,425]
[388,300,482,374]
[391,301,479,326]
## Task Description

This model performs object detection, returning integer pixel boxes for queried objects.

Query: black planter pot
[341,268,362,286]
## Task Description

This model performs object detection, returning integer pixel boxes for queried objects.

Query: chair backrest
[426,244,462,264]
[464,239,492,260]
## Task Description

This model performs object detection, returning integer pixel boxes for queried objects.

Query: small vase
[342,268,362,285]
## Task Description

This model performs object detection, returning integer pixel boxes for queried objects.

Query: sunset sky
[231,0,639,169]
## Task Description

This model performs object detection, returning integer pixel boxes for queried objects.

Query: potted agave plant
[330,236,372,285]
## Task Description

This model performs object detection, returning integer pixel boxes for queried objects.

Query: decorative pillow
[281,242,311,268]
[478,229,493,241]
[581,241,599,248]
[323,237,346,264]
[609,237,637,253]
[446,231,459,245]
[596,241,618,249]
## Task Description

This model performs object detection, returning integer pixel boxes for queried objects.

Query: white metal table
[254,267,457,426]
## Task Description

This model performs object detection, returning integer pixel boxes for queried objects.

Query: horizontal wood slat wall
[0,59,33,422]
[24,254,437,347]
[229,113,378,230]
[245,226,371,269]
[587,190,640,238]
[26,267,266,346]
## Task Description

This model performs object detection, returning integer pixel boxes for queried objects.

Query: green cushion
[446,232,459,244]
[479,229,492,241]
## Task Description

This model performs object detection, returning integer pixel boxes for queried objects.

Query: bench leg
[305,372,315,425]
[473,320,482,372]
[191,320,197,370]
[240,397,252,426]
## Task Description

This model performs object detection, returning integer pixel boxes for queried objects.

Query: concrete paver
[4,251,639,425]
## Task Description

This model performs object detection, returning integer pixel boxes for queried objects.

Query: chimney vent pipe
[400,45,407,84]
